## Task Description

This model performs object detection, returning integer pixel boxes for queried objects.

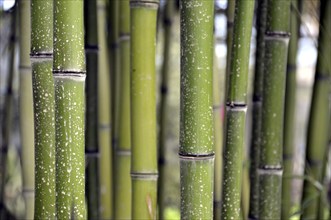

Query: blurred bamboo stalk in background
[158,0,174,218]
[282,0,300,219]
[114,0,131,218]
[84,0,99,218]
[97,0,113,218]
[18,0,34,218]
[301,0,331,218]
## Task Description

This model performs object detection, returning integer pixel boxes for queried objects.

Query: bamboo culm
[282,0,300,219]
[84,0,99,218]
[114,0,131,218]
[221,0,254,219]
[130,0,159,219]
[97,0,113,218]
[180,0,214,219]
[301,0,331,219]
[53,0,86,218]
[19,0,34,218]
[248,0,267,218]
[258,0,290,219]
[158,0,174,218]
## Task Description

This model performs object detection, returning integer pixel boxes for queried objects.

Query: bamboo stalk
[130,0,158,219]
[301,0,331,218]
[30,0,56,218]
[282,1,300,219]
[258,0,290,219]
[180,0,214,219]
[53,0,86,218]
[97,0,113,218]
[114,0,131,218]
[248,0,267,219]
[18,0,34,218]
[157,0,174,218]
[0,9,16,219]
[84,0,99,218]
[221,0,254,219]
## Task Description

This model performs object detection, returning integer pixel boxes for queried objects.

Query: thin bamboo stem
[180,0,214,219]
[301,0,331,218]
[18,0,34,218]
[221,0,254,219]
[130,0,158,219]
[114,0,131,218]
[258,0,291,219]
[84,0,99,218]
[248,0,267,219]
[97,0,113,218]
[53,0,86,218]
[157,0,174,218]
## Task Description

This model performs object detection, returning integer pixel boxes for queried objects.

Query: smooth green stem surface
[180,0,214,219]
[221,0,254,219]
[130,1,159,219]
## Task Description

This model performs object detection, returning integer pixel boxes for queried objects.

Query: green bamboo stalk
[114,0,131,218]
[221,1,254,219]
[248,0,267,219]
[180,0,214,219]
[18,0,34,218]
[30,0,55,218]
[130,0,158,219]
[282,1,300,219]
[258,0,290,219]
[301,0,331,219]
[0,9,16,219]
[53,0,86,218]
[97,0,113,218]
[84,0,99,218]
[157,0,174,218]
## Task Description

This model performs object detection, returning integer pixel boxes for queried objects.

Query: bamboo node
[131,172,158,180]
[257,167,283,176]
[178,152,215,160]
[130,1,159,9]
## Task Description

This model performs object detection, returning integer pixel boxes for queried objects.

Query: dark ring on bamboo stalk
[306,158,322,166]
[131,172,158,180]
[18,65,32,70]
[119,34,130,42]
[163,18,172,26]
[53,70,86,75]
[117,149,131,156]
[22,188,35,194]
[85,45,99,53]
[30,53,53,58]
[226,102,247,111]
[286,64,297,72]
[257,167,283,175]
[283,153,293,160]
[160,85,168,95]
[130,1,159,9]
[265,31,291,40]
[178,153,215,160]
[315,73,330,81]
[85,150,100,158]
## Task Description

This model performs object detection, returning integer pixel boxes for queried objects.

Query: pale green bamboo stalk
[18,0,34,218]
[221,0,254,219]
[130,0,158,219]
[97,0,113,218]
[30,0,56,218]
[84,0,99,218]
[301,0,331,219]
[248,0,267,219]
[180,0,214,219]
[0,10,16,219]
[282,1,300,219]
[53,0,86,218]
[158,0,174,218]
[114,0,131,218]
[258,0,290,219]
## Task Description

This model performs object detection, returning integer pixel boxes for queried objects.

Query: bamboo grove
[0,0,330,219]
